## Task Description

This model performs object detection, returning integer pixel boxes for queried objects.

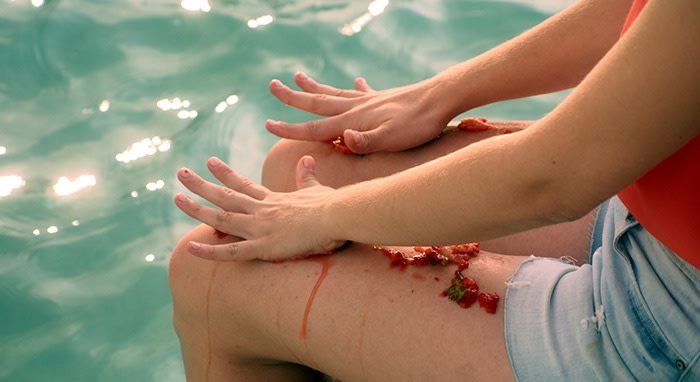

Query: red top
[617,0,700,269]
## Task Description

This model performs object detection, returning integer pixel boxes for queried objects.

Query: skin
[171,128,597,381]
[169,0,700,380]
[265,0,634,154]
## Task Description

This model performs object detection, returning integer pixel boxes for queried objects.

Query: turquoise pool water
[0,0,571,380]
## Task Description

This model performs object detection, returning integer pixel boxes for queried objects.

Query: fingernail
[209,157,223,167]
[180,168,191,178]
[302,156,314,171]
[297,71,308,80]
[176,194,190,203]
[271,79,282,88]
[266,119,280,127]
[189,241,201,251]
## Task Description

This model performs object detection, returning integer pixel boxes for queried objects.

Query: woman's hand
[174,156,345,261]
[266,72,454,154]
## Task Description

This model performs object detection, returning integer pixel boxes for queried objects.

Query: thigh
[262,121,597,264]
[170,224,522,381]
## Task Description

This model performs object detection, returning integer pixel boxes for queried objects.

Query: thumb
[295,156,321,190]
[343,128,384,154]
[354,77,374,92]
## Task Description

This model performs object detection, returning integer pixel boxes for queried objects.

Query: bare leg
[170,121,596,380]
[262,122,597,264]
[170,227,521,381]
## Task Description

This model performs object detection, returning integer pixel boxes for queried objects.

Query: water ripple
[0,1,568,380]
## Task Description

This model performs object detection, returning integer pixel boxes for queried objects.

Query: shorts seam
[678,349,700,381]
[503,256,540,382]
[588,199,611,263]
[613,227,684,364]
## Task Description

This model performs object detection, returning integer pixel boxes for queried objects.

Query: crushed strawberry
[477,292,500,314]
[373,243,500,313]
[328,136,355,155]
[445,272,480,309]
[213,229,229,239]
[457,117,497,132]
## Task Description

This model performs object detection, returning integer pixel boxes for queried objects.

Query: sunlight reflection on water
[0,0,572,380]
[0,175,25,197]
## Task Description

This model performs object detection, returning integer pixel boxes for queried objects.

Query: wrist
[319,187,349,243]
[422,61,490,119]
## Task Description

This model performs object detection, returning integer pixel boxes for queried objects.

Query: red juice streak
[358,309,369,380]
[202,227,228,380]
[300,255,333,339]
[204,263,221,382]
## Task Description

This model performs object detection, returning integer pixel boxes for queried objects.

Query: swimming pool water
[0,0,571,380]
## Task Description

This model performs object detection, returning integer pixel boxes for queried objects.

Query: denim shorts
[504,197,700,381]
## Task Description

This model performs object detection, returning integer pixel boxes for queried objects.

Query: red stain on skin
[300,255,333,339]
[203,227,232,380]
[373,244,500,314]
[327,136,355,155]
[204,263,221,382]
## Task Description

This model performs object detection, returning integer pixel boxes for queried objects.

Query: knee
[168,224,225,334]
[261,139,330,192]
[169,224,206,285]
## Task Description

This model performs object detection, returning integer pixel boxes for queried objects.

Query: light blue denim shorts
[504,196,700,381]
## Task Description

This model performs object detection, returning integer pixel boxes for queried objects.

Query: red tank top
[617,0,700,269]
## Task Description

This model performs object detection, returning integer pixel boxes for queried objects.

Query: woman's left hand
[174,156,345,261]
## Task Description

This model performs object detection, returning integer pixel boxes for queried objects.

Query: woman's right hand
[266,72,456,154]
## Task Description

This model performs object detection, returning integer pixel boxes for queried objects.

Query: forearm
[327,0,700,248]
[322,0,633,245]
[326,131,562,246]
[425,0,632,117]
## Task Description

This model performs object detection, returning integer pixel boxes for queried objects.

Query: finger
[186,240,261,261]
[266,115,347,141]
[177,168,258,212]
[295,156,321,190]
[354,77,374,92]
[174,193,253,237]
[206,157,269,200]
[293,71,365,98]
[343,127,387,154]
[269,79,360,116]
